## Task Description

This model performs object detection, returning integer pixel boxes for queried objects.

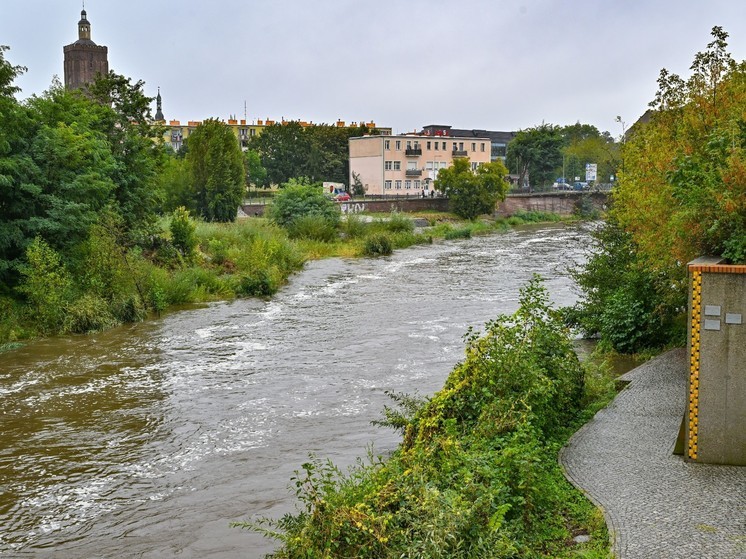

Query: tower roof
[78,9,88,25]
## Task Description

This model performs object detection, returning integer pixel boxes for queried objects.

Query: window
[453,142,458,152]
[250,129,256,137]
[471,162,479,171]
[481,142,485,152]
[384,180,392,190]
[406,140,412,148]
[442,141,446,150]
[407,161,417,170]
[385,139,391,150]
[459,142,464,151]
[395,180,402,190]
[414,180,421,189]
[395,140,401,150]
[425,161,433,171]
[427,141,431,150]
[492,142,507,158]
[405,180,412,189]
[384,161,392,170]
[393,161,401,171]
[434,141,439,151]
[471,142,476,152]
[440,161,447,169]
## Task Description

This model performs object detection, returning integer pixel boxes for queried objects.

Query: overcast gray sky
[3,0,745,137]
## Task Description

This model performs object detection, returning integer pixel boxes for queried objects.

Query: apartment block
[349,134,492,196]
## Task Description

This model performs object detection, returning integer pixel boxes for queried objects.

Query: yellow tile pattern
[688,270,702,460]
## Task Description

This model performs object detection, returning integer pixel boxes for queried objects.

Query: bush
[235,277,599,558]
[363,233,393,256]
[266,184,341,230]
[444,227,472,240]
[64,294,118,333]
[17,237,73,335]
[287,214,339,242]
[381,212,414,233]
[343,214,368,239]
[565,220,685,353]
[170,206,198,261]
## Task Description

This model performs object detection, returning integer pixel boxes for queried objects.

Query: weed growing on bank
[0,209,570,347]
[234,276,611,559]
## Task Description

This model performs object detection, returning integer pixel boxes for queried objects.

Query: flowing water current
[0,223,591,558]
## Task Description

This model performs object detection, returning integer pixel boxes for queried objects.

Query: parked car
[573,182,589,191]
[334,192,352,201]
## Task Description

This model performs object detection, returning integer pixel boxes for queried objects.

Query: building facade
[160,118,391,152]
[63,10,108,90]
[349,134,492,196]
[421,125,515,163]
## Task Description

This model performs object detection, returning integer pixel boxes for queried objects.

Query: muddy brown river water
[0,223,592,558]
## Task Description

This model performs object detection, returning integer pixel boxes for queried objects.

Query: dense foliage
[435,158,510,219]
[506,122,619,189]
[186,118,246,222]
[615,26,746,266]
[248,122,380,187]
[0,47,163,290]
[569,27,745,353]
[505,124,564,188]
[236,277,608,559]
[265,180,341,231]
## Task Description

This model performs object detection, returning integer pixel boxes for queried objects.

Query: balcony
[405,169,423,177]
[405,147,422,156]
[452,150,468,157]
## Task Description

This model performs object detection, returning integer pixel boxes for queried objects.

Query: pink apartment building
[349,134,492,196]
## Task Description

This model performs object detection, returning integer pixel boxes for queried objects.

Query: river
[0,223,590,558]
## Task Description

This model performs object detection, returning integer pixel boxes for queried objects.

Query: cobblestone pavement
[560,348,746,558]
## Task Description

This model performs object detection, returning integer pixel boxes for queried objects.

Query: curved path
[560,348,746,558]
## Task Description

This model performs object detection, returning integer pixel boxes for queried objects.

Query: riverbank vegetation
[566,27,746,355]
[235,277,613,558]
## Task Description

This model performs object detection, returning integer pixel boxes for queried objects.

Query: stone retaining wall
[240,192,609,218]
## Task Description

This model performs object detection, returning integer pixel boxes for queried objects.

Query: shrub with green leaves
[170,206,198,261]
[266,183,341,232]
[363,233,393,256]
[17,237,72,334]
[235,277,602,559]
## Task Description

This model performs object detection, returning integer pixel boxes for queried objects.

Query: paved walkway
[560,348,746,558]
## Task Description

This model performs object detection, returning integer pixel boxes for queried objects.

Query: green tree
[266,181,340,230]
[0,46,40,289]
[186,118,245,222]
[84,71,164,242]
[169,206,198,261]
[249,121,312,187]
[17,237,72,334]
[570,27,746,353]
[614,26,746,267]
[158,154,194,213]
[435,158,509,219]
[559,123,619,185]
[244,149,267,188]
[506,124,564,189]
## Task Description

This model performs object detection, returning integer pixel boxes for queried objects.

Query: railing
[405,147,422,156]
[405,169,423,176]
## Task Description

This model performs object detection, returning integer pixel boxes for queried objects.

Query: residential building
[420,125,516,163]
[349,133,492,196]
[160,117,391,152]
[63,9,109,90]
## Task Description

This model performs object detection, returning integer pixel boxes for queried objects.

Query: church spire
[78,8,91,41]
[155,87,165,122]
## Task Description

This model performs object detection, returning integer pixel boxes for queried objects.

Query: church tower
[63,9,109,90]
[154,87,165,122]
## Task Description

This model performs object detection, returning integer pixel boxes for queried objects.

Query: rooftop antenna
[244,100,247,122]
